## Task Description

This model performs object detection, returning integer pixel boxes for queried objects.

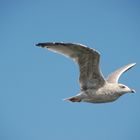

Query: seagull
[36,42,136,103]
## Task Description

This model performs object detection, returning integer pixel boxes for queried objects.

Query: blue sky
[0,0,140,140]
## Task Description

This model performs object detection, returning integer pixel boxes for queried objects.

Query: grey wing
[106,63,136,83]
[36,42,106,90]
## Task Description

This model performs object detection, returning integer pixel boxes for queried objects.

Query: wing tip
[35,42,65,48]
[36,43,48,47]
[129,63,136,68]
[132,62,136,66]
[36,43,40,46]
[35,42,100,56]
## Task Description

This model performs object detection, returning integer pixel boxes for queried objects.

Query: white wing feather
[107,63,136,83]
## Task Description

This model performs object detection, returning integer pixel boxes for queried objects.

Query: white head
[106,63,136,95]
[116,83,135,95]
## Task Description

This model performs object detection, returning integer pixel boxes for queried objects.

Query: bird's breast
[82,90,120,103]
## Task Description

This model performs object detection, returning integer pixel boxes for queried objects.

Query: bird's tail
[63,96,81,102]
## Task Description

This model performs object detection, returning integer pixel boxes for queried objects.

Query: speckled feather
[36,42,136,103]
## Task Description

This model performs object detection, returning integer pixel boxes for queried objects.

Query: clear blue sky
[0,0,140,140]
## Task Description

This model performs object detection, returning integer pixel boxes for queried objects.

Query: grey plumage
[36,42,136,103]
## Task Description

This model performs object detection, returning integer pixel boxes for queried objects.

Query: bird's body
[36,42,136,104]
[71,83,123,103]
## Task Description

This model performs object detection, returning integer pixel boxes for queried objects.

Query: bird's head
[117,83,135,94]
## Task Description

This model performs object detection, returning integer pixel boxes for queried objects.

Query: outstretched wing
[36,42,106,90]
[107,63,136,83]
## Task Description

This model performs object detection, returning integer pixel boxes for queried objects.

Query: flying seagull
[36,42,136,103]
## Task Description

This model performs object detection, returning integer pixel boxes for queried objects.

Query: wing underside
[36,42,106,90]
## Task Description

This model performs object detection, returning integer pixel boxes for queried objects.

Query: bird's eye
[120,85,126,88]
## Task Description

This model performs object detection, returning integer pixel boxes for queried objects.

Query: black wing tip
[35,42,89,48]
[36,43,47,47]
[35,42,66,47]
[35,42,100,53]
[36,43,40,46]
